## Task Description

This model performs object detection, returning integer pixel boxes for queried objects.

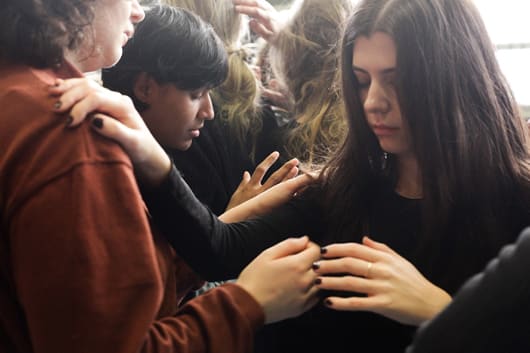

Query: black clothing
[170,106,287,215]
[170,117,252,215]
[407,227,530,353]
[144,165,527,353]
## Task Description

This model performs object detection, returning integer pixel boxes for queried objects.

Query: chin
[174,140,193,151]
[101,48,124,69]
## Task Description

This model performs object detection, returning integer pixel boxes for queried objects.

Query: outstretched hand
[237,236,321,323]
[220,172,315,223]
[314,236,452,326]
[48,77,171,186]
[226,151,299,210]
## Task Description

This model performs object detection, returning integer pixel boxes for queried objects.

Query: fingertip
[91,116,104,129]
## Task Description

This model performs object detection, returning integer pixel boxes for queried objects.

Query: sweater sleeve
[406,227,530,353]
[10,161,264,353]
[142,165,319,280]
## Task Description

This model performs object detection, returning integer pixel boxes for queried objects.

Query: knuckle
[255,165,267,174]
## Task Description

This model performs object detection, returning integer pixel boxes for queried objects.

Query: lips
[372,125,399,136]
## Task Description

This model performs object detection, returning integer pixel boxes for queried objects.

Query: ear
[133,72,158,104]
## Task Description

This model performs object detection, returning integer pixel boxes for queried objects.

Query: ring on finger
[365,261,373,278]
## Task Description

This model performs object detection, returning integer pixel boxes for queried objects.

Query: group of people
[1,0,529,353]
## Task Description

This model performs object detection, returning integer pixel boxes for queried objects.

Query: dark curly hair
[0,0,95,68]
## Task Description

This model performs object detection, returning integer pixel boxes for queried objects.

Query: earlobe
[133,72,154,104]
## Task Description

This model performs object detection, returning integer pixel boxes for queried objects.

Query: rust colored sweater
[0,62,264,353]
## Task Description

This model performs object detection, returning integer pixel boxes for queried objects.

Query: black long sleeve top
[143,165,527,353]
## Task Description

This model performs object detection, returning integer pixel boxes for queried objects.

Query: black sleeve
[406,227,530,353]
[142,165,320,281]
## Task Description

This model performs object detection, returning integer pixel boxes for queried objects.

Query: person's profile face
[352,31,413,159]
[141,83,215,151]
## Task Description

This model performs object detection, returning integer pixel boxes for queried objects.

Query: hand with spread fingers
[233,0,283,43]
[226,151,299,210]
[48,77,171,186]
[220,172,315,223]
[314,236,452,326]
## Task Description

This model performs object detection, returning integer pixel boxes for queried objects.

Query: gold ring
[366,262,373,278]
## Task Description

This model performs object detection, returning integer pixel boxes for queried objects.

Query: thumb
[262,236,309,260]
[236,171,251,188]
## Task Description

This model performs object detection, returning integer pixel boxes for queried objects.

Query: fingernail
[312,262,320,270]
[324,299,333,306]
[320,247,327,254]
[92,117,103,129]
[314,278,322,285]
[65,116,73,126]
[54,101,62,110]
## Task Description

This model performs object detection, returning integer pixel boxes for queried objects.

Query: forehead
[352,32,397,70]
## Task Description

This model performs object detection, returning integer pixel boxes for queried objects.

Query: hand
[237,236,321,323]
[262,78,292,112]
[226,151,299,210]
[233,0,282,44]
[48,78,171,186]
[314,236,452,326]
[219,172,315,222]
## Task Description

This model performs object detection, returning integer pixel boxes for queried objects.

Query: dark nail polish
[312,262,320,270]
[320,247,327,254]
[324,299,333,306]
[314,278,322,285]
[65,116,73,126]
[54,101,62,110]
[92,117,103,129]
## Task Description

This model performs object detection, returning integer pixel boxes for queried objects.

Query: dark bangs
[137,5,228,90]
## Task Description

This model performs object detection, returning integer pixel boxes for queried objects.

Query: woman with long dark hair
[53,0,530,351]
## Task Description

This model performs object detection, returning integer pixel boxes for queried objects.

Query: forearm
[143,165,285,279]
[13,164,264,353]
[142,283,264,353]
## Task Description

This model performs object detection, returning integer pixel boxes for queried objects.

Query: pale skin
[313,32,451,326]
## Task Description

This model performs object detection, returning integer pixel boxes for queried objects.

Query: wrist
[136,146,171,188]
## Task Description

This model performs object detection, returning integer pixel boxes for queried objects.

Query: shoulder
[0,64,132,216]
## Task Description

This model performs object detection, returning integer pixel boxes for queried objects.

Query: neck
[395,154,422,199]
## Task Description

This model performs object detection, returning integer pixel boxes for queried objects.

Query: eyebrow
[352,66,396,75]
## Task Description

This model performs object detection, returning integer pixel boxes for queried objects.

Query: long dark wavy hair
[320,0,530,288]
[0,0,95,68]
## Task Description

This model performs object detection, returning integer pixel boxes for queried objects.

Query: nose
[199,93,215,120]
[363,80,390,116]
[131,0,146,24]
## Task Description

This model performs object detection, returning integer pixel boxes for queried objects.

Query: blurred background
[269,0,530,119]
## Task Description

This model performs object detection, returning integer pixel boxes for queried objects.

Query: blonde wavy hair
[270,0,357,166]
[162,0,263,159]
